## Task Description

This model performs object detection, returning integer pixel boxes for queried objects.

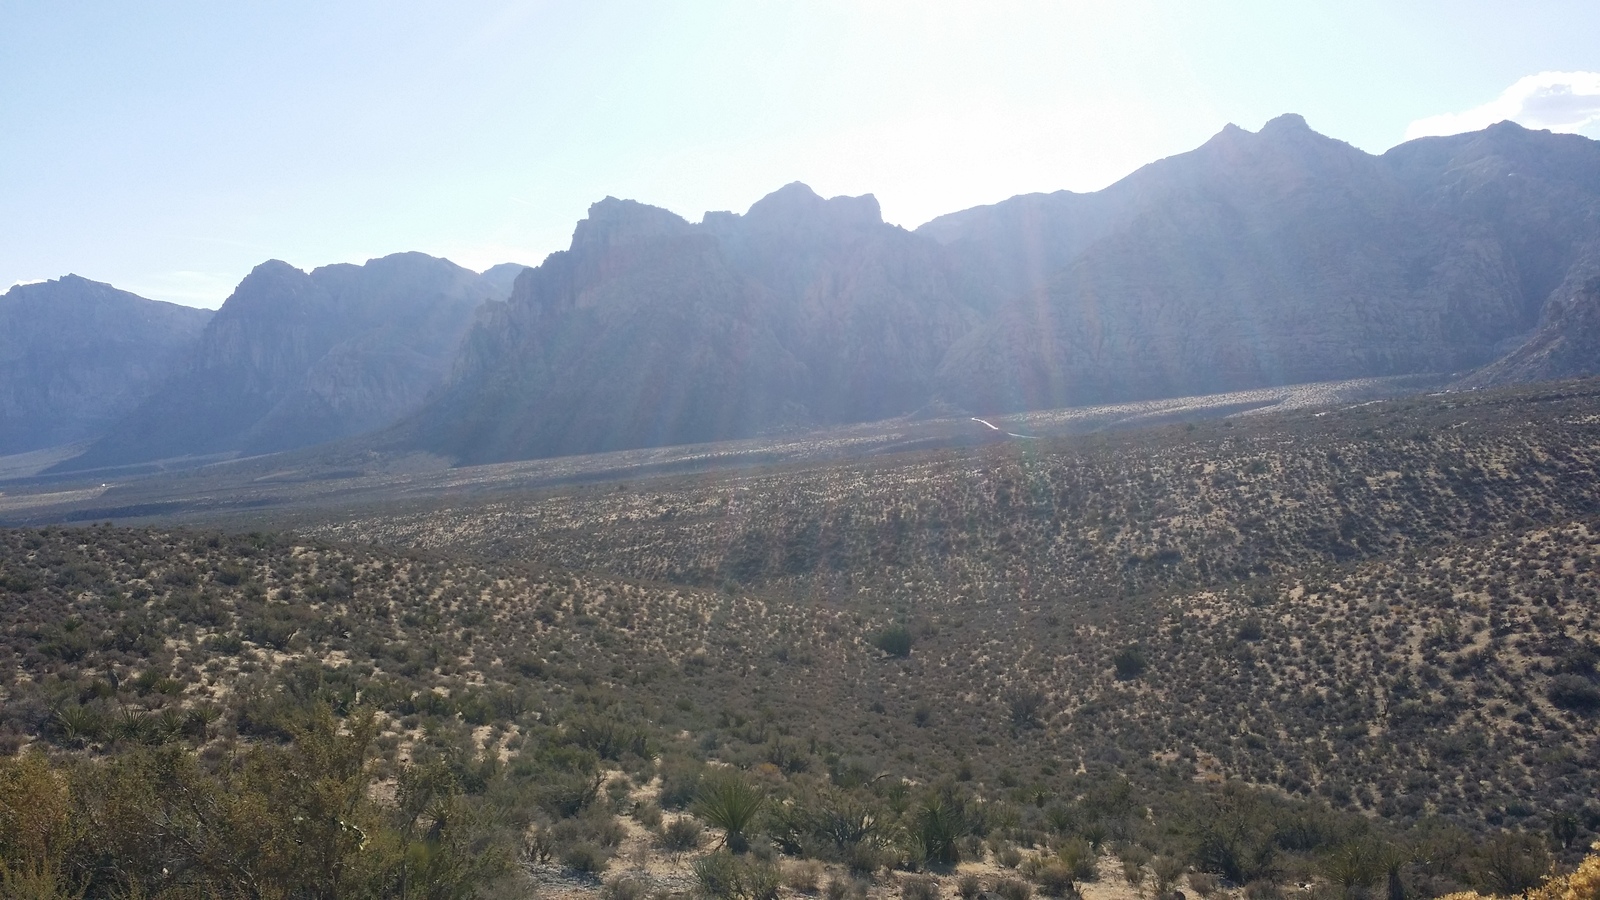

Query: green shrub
[604,874,653,900]
[901,874,940,900]
[658,816,705,852]
[785,859,823,893]
[692,850,780,900]
[769,787,887,860]
[995,877,1034,900]
[1112,644,1148,680]
[1318,840,1384,899]
[658,756,706,809]
[1057,838,1097,882]
[633,800,664,829]
[1548,674,1600,713]
[1008,689,1047,728]
[871,625,914,658]
[1473,832,1550,896]
[907,792,971,869]
[1033,862,1080,898]
[562,841,612,876]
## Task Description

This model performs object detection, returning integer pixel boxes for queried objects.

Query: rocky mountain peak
[1260,112,1311,134]
[212,260,319,320]
[243,259,305,280]
[570,198,693,254]
[742,182,883,233]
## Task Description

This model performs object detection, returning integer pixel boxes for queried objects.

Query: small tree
[1113,645,1148,680]
[872,626,914,658]
[1008,689,1048,728]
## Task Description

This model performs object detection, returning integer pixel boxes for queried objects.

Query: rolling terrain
[2,378,1598,898]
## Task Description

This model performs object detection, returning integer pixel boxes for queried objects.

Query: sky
[3,1,1599,309]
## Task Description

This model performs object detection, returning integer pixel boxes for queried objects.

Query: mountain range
[13,115,1600,472]
[59,254,523,471]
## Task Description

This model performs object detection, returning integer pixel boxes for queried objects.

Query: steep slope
[61,253,497,469]
[707,183,979,423]
[0,276,211,454]
[915,175,1143,313]
[1384,120,1600,323]
[1424,124,1600,387]
[400,184,977,463]
[34,119,1600,470]
[931,114,1561,412]
[1461,277,1600,386]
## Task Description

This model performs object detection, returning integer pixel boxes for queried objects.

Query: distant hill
[0,275,211,455]
[58,253,504,470]
[478,261,530,298]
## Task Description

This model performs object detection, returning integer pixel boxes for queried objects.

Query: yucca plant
[53,705,104,748]
[907,794,966,869]
[694,774,766,853]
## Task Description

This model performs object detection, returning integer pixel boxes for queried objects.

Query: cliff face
[63,253,501,469]
[1459,277,1600,387]
[0,276,211,454]
[403,184,979,463]
[927,116,1599,411]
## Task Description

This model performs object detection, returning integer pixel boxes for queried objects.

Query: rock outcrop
[1460,277,1600,387]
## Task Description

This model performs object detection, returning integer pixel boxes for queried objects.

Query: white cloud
[7,279,48,290]
[1405,71,1600,141]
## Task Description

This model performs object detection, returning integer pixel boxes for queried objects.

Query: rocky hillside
[399,184,979,463]
[6,382,1600,897]
[1459,277,1600,387]
[0,276,211,455]
[929,117,1600,412]
[59,253,505,471]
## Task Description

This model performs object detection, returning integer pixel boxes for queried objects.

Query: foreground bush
[1439,841,1600,900]
[693,850,781,900]
[0,706,510,899]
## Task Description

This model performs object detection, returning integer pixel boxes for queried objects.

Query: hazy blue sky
[4,1,1598,307]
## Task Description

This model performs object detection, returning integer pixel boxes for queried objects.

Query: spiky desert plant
[907,793,967,869]
[695,773,766,853]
